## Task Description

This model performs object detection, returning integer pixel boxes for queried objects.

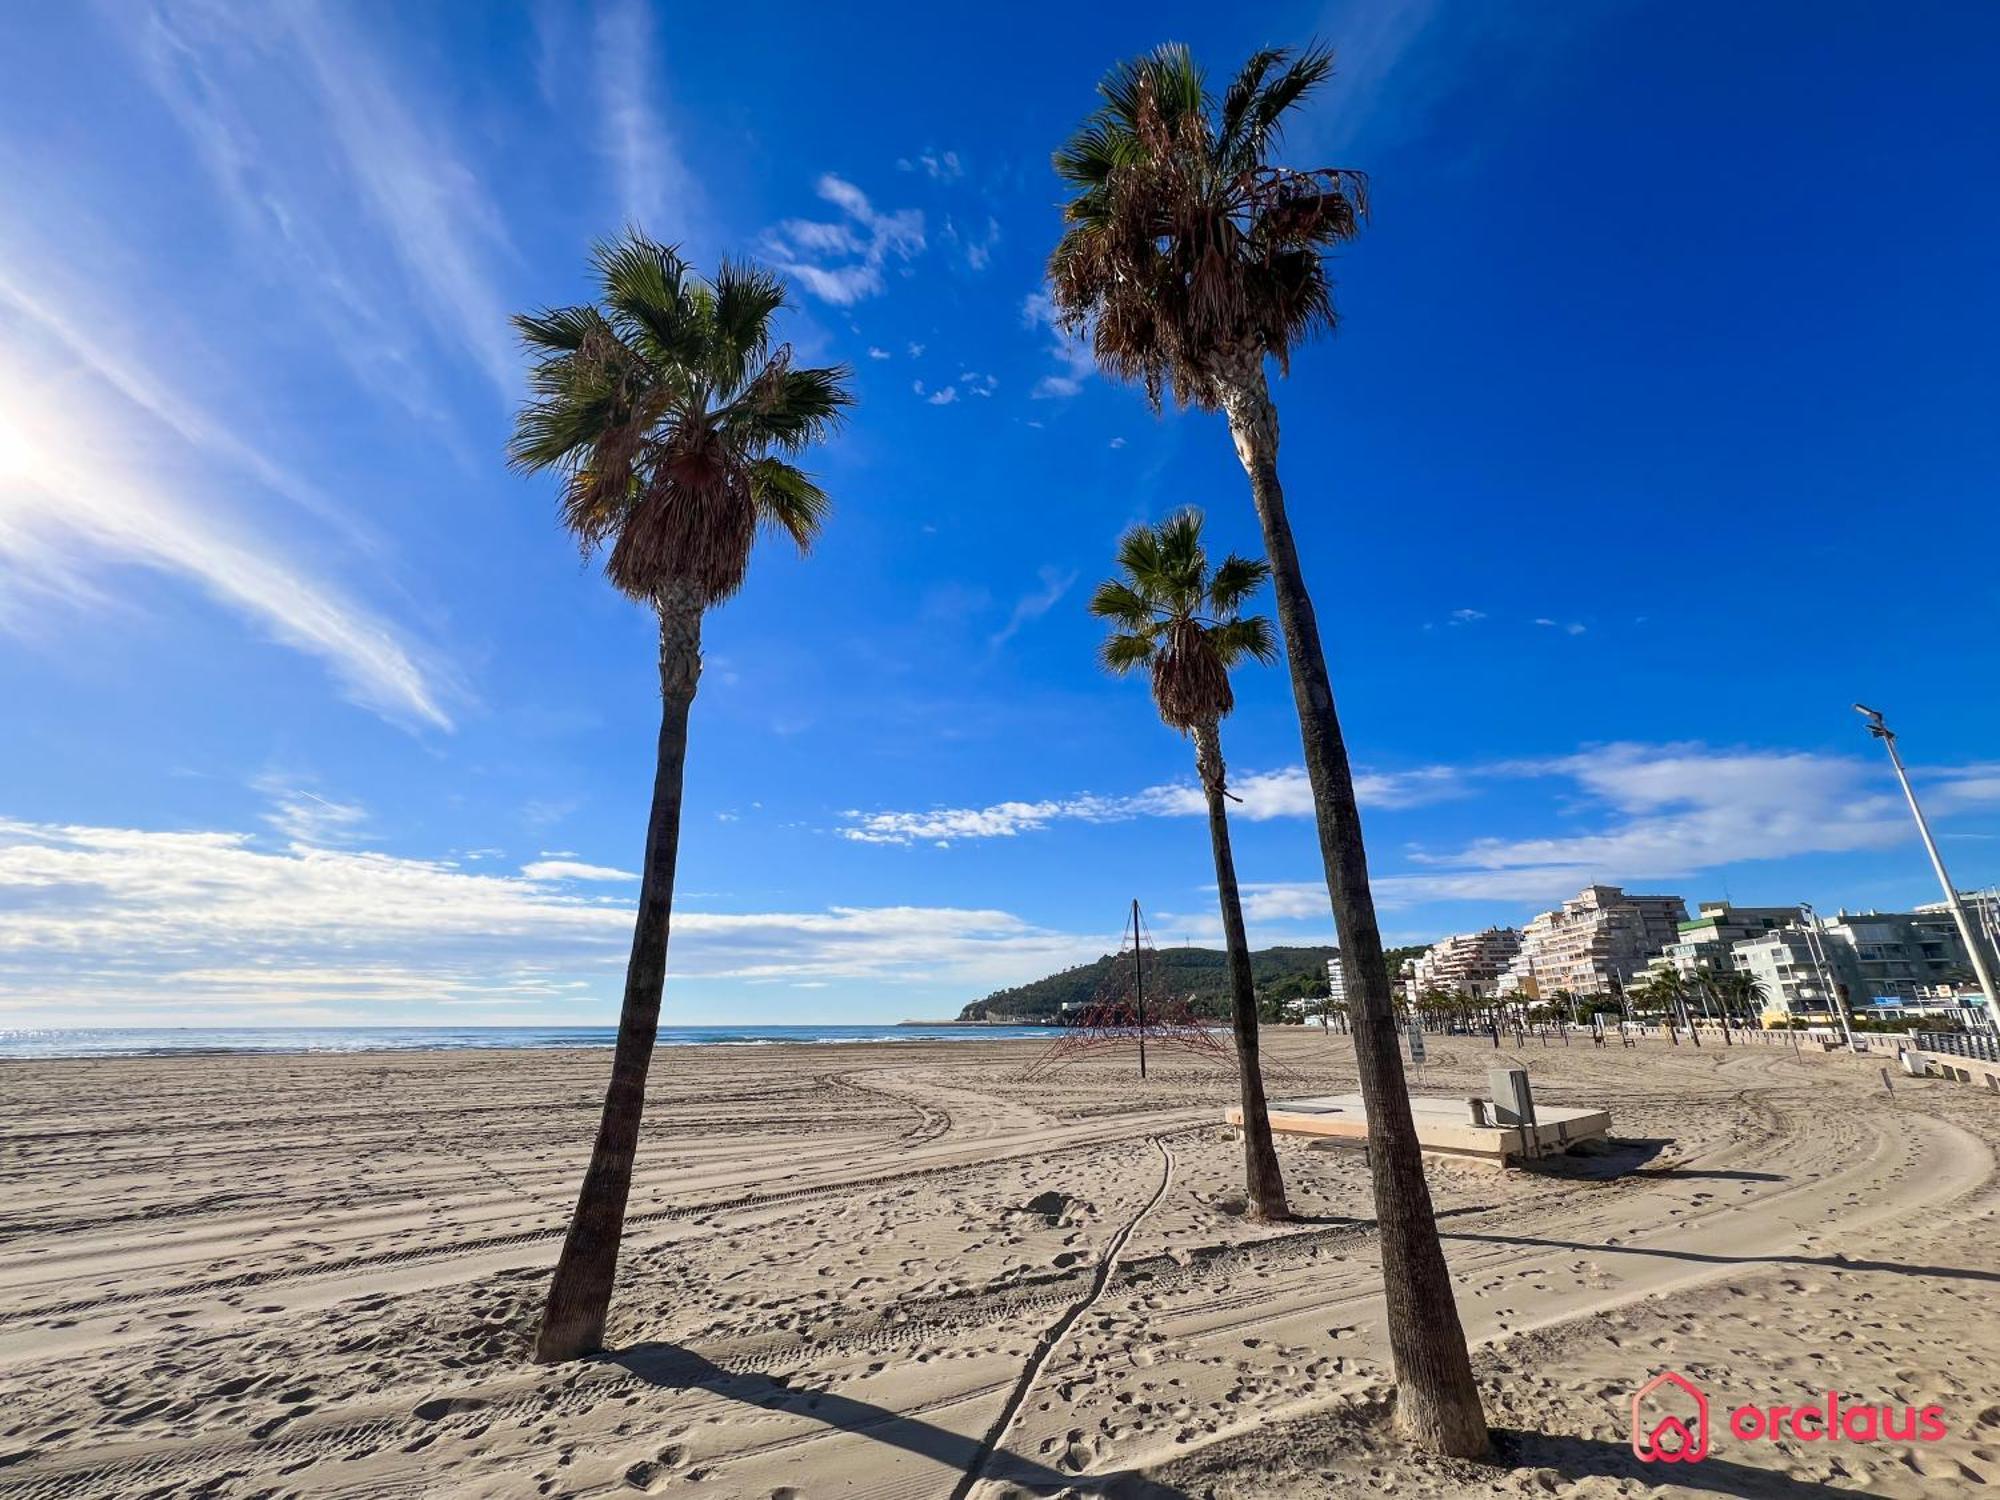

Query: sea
[0,1024,1056,1061]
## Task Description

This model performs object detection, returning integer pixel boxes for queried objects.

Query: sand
[1,1029,1996,1498]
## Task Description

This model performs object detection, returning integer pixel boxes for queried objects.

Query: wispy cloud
[121,0,518,403]
[943,214,1000,270]
[989,564,1077,647]
[760,174,924,305]
[1235,743,2000,917]
[839,764,1467,846]
[898,149,963,181]
[254,776,370,846]
[594,0,699,242]
[521,858,638,882]
[1023,290,1095,398]
[0,815,1103,1022]
[0,333,456,728]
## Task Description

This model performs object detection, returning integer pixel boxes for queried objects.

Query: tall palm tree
[1047,43,1486,1454]
[1091,508,1289,1220]
[509,235,854,1362]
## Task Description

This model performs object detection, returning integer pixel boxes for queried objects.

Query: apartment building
[1405,927,1523,1000]
[1502,885,1688,998]
[1816,910,1974,1002]
[1729,927,1863,1022]
[1658,902,1796,979]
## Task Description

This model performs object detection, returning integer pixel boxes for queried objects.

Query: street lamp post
[1855,705,2000,1038]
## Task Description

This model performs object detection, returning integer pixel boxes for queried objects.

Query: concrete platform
[1225,1093,1612,1165]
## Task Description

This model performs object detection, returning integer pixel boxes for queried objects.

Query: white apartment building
[1503,885,1687,998]
[1406,928,1523,1000]
[1324,952,1347,1009]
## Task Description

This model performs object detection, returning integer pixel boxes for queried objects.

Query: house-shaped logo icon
[1631,1371,1710,1463]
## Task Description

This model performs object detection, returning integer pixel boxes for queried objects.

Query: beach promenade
[1,1031,1996,1497]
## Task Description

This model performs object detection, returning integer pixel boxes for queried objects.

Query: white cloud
[927,385,958,406]
[897,150,964,181]
[1449,607,1486,624]
[0,816,1105,1022]
[121,3,520,403]
[521,859,638,882]
[867,346,891,359]
[989,564,1077,647]
[907,341,925,358]
[594,0,700,242]
[1023,290,1096,398]
[944,214,1000,270]
[255,778,370,846]
[839,764,1466,846]
[761,174,924,305]
[0,337,455,729]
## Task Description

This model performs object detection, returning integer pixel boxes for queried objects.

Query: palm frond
[1222,44,1334,171]
[1087,577,1156,630]
[721,360,856,454]
[1206,552,1271,614]
[1208,614,1278,667]
[747,457,829,551]
[708,259,787,391]
[1099,631,1155,674]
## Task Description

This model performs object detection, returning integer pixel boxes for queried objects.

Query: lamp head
[1853,703,1893,739]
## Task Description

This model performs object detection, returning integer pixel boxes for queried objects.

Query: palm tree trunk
[534,585,702,1363]
[1217,359,1487,1457]
[1194,718,1289,1221]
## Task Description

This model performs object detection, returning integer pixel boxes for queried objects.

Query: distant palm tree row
[508,40,1491,1458]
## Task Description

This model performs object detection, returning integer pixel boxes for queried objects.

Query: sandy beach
[2,1030,1997,1498]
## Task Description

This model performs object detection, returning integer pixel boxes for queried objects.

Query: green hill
[958,943,1427,1022]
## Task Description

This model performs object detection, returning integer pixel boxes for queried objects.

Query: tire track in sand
[950,1135,1175,1500]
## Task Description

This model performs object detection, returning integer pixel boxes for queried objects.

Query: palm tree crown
[1089,509,1276,736]
[1048,43,1367,410]
[509,234,853,605]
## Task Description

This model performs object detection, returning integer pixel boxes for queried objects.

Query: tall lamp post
[1855,704,2000,1037]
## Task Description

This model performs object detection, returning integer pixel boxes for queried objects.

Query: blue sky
[1,0,1995,1028]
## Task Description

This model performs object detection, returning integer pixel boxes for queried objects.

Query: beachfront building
[1657,902,1797,981]
[1501,885,1688,998]
[1730,926,1863,1023]
[1324,951,1347,1012]
[1406,928,1523,1001]
[1913,892,2000,981]
[1814,910,1977,1004]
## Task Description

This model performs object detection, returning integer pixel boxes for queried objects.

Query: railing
[1917,1030,2000,1064]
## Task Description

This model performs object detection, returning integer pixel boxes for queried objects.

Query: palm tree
[1090,509,1289,1220]
[509,235,854,1362]
[1047,45,1486,1454]
[1726,970,1771,1028]
[1641,970,1702,1047]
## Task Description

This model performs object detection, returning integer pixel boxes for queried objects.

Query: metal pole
[1855,707,2000,1037]
[1131,898,1147,1080]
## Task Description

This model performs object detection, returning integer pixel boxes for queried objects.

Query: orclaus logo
[1631,1371,1948,1463]
[1631,1371,1709,1463]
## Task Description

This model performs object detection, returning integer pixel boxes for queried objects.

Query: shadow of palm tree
[606,1343,1190,1498]
[1493,1426,1888,1497]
